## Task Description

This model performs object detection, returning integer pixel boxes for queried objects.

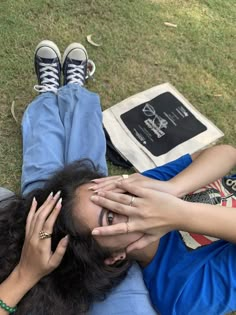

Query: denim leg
[21,92,64,195]
[57,84,107,174]
[21,85,107,195]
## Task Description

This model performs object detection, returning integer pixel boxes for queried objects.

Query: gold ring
[39,230,52,240]
[129,196,135,207]
[122,174,129,179]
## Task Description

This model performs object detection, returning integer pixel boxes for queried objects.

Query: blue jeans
[21,84,157,315]
[21,84,107,195]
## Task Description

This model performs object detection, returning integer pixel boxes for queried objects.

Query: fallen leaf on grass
[11,101,18,123]
[86,34,102,47]
[164,22,177,28]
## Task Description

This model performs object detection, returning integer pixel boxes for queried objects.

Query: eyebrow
[98,208,106,227]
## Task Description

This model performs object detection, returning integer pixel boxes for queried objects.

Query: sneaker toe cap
[67,49,87,62]
[36,47,59,59]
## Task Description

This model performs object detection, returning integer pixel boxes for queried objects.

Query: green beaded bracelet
[0,299,17,313]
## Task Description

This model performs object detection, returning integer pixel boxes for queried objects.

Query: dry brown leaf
[164,22,177,28]
[86,34,102,47]
[11,101,18,123]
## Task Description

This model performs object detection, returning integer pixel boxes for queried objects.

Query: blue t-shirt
[142,155,236,315]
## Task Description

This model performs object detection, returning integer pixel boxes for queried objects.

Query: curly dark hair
[0,160,131,315]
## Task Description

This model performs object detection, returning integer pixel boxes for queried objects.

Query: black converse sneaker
[34,40,61,93]
[62,43,88,86]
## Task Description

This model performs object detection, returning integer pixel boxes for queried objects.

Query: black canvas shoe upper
[34,42,61,93]
[62,44,88,86]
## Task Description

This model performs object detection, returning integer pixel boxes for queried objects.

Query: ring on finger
[129,196,135,207]
[39,230,52,240]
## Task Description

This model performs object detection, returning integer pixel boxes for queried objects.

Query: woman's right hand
[15,192,69,286]
[89,173,179,196]
[91,181,185,252]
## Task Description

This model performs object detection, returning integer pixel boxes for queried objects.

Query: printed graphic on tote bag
[120,92,207,156]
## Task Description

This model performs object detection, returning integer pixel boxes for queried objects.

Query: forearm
[0,266,37,314]
[176,201,236,243]
[169,145,236,197]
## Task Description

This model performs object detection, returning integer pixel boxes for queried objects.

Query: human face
[73,183,143,252]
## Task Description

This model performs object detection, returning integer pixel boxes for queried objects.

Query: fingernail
[90,195,98,201]
[48,192,53,198]
[33,197,37,204]
[53,190,61,199]
[91,179,99,183]
[62,235,69,246]
[97,191,105,197]
[88,185,97,191]
[57,198,62,206]
[92,229,100,235]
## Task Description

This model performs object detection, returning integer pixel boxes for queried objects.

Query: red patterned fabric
[180,176,236,250]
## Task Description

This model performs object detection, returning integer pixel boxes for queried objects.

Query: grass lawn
[0,0,235,313]
[0,0,235,192]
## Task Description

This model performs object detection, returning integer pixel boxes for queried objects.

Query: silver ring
[39,230,52,240]
[129,196,135,207]
[122,174,129,179]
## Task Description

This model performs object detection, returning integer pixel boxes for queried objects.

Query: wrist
[173,200,216,235]
[168,198,189,231]
[167,179,187,198]
[0,266,37,310]
[152,180,181,197]
[12,265,39,290]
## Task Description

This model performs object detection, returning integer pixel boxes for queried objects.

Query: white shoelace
[66,63,85,85]
[34,62,60,93]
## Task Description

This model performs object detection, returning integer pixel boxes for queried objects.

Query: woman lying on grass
[0,38,235,315]
[90,144,236,315]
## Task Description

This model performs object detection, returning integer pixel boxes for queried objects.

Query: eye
[107,211,114,225]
